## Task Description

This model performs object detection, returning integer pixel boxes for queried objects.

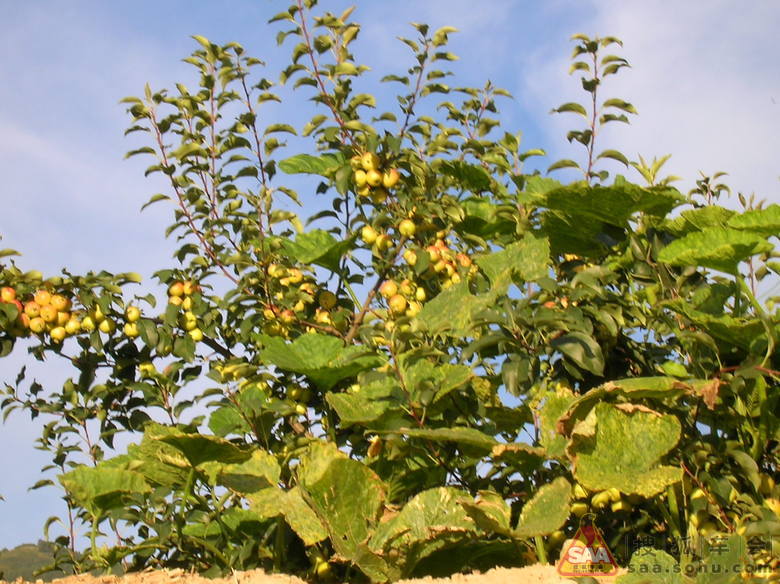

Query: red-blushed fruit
[398,219,416,237]
[124,322,139,338]
[33,290,51,306]
[279,309,295,324]
[24,302,41,318]
[188,328,203,342]
[361,225,378,244]
[20,313,30,329]
[318,290,337,310]
[169,281,185,297]
[50,327,67,343]
[0,287,16,303]
[382,168,400,189]
[126,306,141,323]
[50,295,71,312]
[10,299,23,314]
[456,253,472,267]
[29,317,46,334]
[40,305,58,323]
[379,280,398,299]
[365,169,382,187]
[388,294,408,315]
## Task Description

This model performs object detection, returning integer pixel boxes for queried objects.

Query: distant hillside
[0,541,67,582]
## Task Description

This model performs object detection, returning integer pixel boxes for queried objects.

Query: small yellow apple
[29,317,46,334]
[33,290,52,306]
[361,225,378,244]
[360,152,379,171]
[50,295,71,312]
[169,281,185,297]
[126,306,141,322]
[382,168,400,189]
[388,294,407,315]
[124,322,140,338]
[98,319,116,334]
[50,327,67,343]
[188,328,204,342]
[398,219,416,237]
[379,280,398,299]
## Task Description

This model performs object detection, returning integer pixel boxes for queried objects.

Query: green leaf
[437,160,491,192]
[552,102,588,117]
[298,442,391,582]
[551,332,605,376]
[658,227,772,273]
[278,153,344,176]
[60,466,150,518]
[249,487,329,545]
[602,98,638,114]
[260,333,383,390]
[568,403,682,497]
[726,203,780,236]
[159,432,251,467]
[281,229,355,272]
[326,377,402,426]
[394,427,496,454]
[461,490,512,536]
[475,235,550,292]
[618,548,681,584]
[535,384,577,459]
[514,477,571,537]
[217,449,281,494]
[547,159,581,173]
[597,149,629,166]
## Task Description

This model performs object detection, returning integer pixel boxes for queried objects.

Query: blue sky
[1,1,778,549]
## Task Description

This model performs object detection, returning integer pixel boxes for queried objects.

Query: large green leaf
[298,442,391,581]
[281,229,355,272]
[461,490,512,536]
[513,477,572,537]
[217,449,281,494]
[60,466,150,518]
[278,152,344,175]
[665,300,765,352]
[260,333,383,390]
[551,331,605,376]
[417,283,496,337]
[248,487,328,545]
[568,403,682,497]
[370,487,477,577]
[402,359,473,405]
[618,548,681,584]
[437,160,491,192]
[727,203,780,236]
[326,377,403,426]
[474,235,550,292]
[534,384,577,459]
[159,432,251,467]
[663,205,735,236]
[658,227,772,273]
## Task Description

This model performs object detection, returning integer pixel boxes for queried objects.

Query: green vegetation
[0,541,66,582]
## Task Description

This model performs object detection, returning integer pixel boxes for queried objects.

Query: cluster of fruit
[167,280,203,341]
[261,264,343,337]
[0,286,114,343]
[379,278,424,318]
[411,236,474,290]
[570,484,635,518]
[350,152,400,205]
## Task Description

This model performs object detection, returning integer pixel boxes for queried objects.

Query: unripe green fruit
[318,290,337,309]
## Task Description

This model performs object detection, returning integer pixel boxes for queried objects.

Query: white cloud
[519,0,780,202]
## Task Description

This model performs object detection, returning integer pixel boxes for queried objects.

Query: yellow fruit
[169,281,185,297]
[81,316,96,332]
[375,234,392,251]
[34,290,52,306]
[361,225,378,244]
[398,219,416,237]
[295,404,307,415]
[181,312,198,331]
[50,327,67,343]
[169,296,183,306]
[64,318,81,335]
[360,152,379,171]
[0,287,16,302]
[349,154,362,170]
[56,311,70,326]
[591,491,611,509]
[124,322,139,338]
[279,310,295,324]
[37,305,57,322]
[415,287,426,302]
[356,184,371,198]
[403,249,418,265]
[24,302,41,318]
[29,317,46,334]
[354,169,367,187]
[50,295,71,312]
[427,246,441,263]
[611,500,632,513]
[573,484,588,499]
[388,294,407,315]
[571,502,589,517]
[383,168,400,189]
[365,169,382,187]
[98,319,116,334]
[138,362,156,378]
[367,436,383,457]
[182,297,193,310]
[399,280,414,297]
[606,488,622,502]
[92,306,106,323]
[405,301,422,317]
[188,328,204,342]
[379,280,398,299]
[314,309,332,325]
[126,306,141,322]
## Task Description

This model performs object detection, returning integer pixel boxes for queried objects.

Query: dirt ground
[0,565,625,584]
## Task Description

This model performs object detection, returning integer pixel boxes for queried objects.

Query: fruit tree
[1,2,778,581]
